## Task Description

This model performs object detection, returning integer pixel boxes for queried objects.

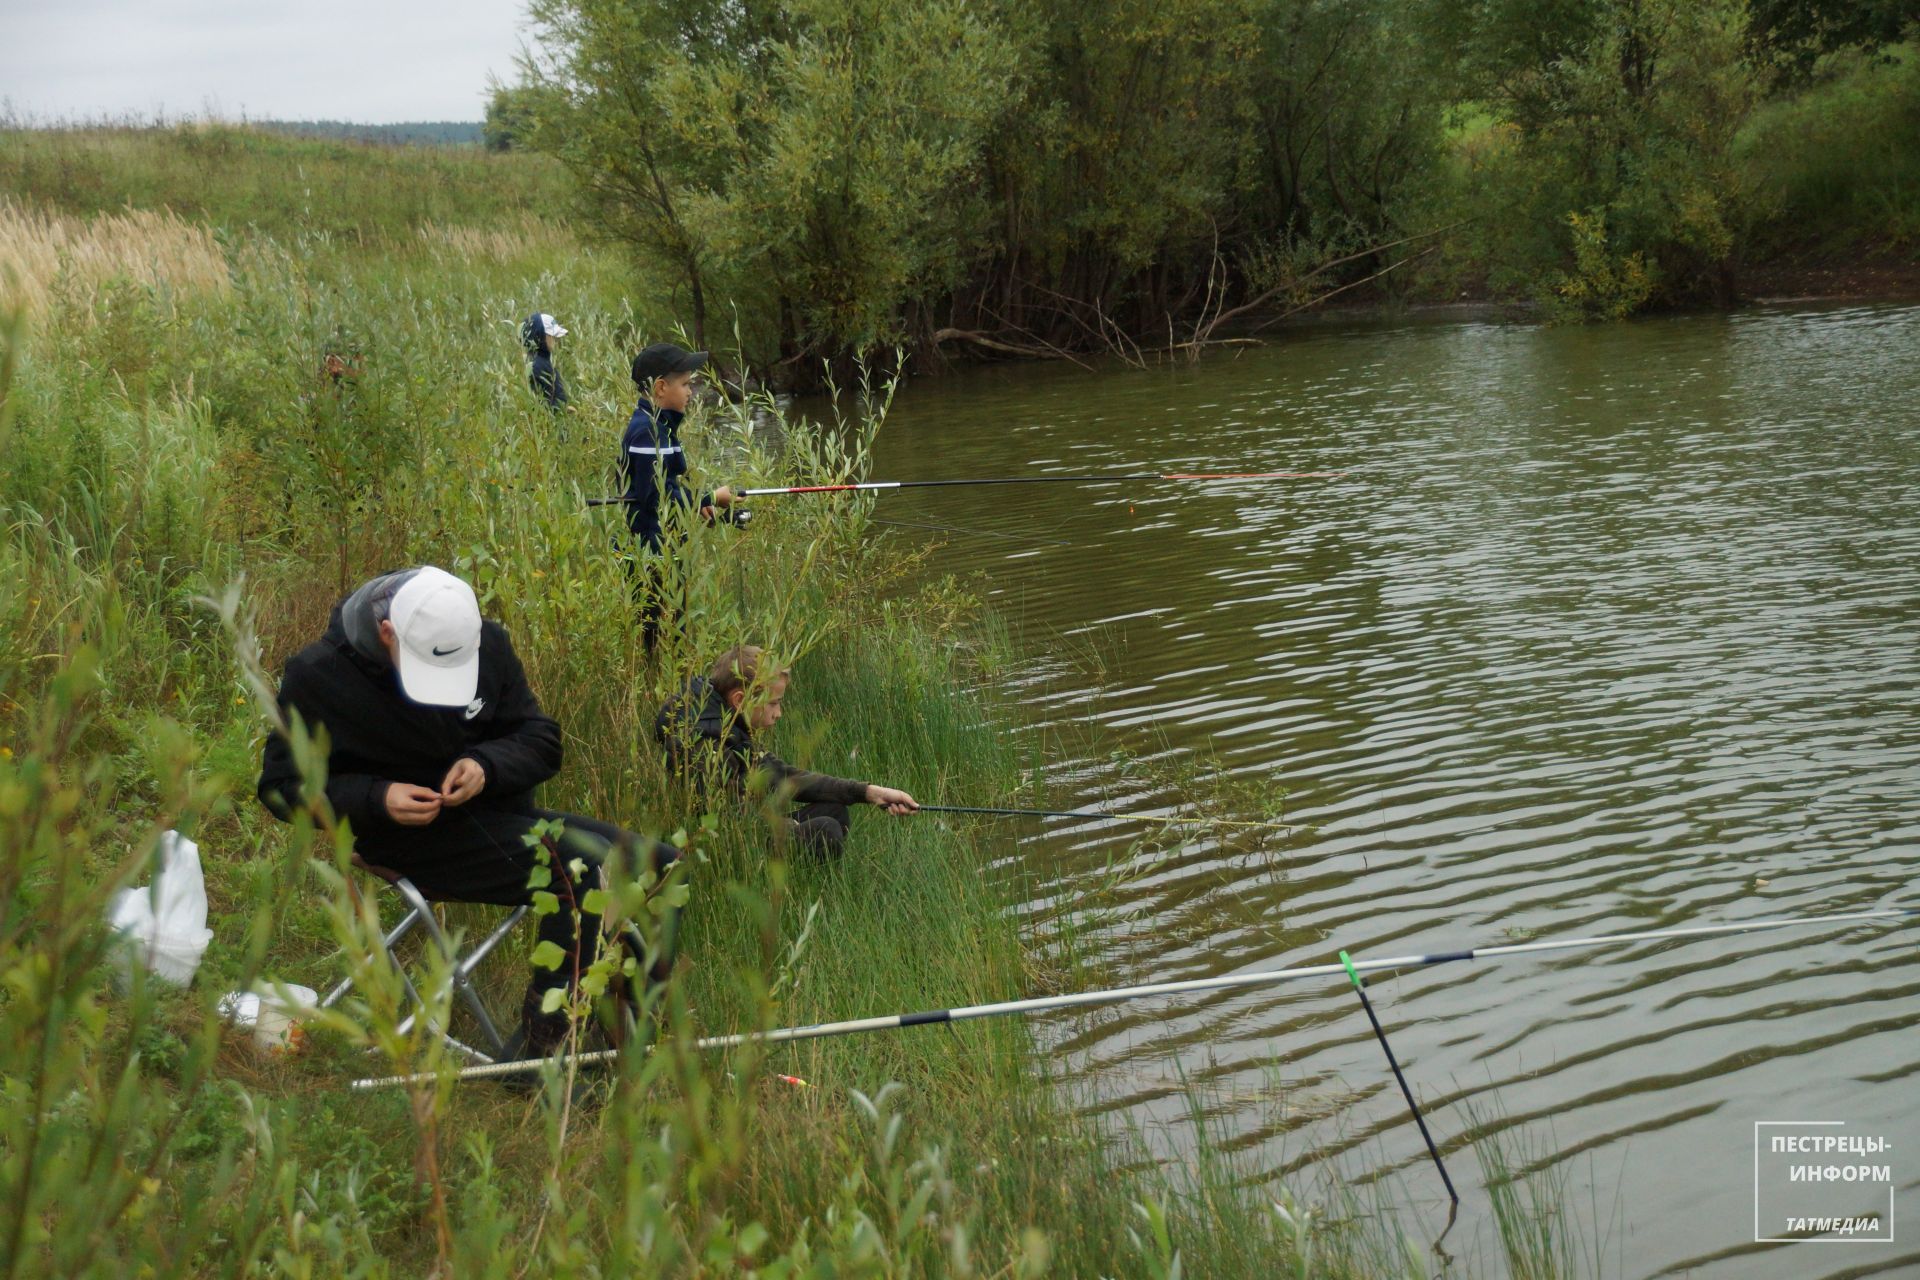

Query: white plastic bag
[108,830,215,986]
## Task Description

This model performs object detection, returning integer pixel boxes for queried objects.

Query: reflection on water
[863,303,1920,1278]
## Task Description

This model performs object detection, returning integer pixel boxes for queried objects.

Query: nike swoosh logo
[431,645,461,656]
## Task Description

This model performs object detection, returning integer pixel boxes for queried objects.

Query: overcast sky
[1,0,533,123]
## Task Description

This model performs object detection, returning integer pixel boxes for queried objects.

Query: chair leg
[394,880,526,1061]
[321,906,422,1009]
[390,880,458,1043]
[322,876,529,1068]
[451,905,530,1058]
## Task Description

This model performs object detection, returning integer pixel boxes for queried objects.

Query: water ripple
[865,301,1920,1278]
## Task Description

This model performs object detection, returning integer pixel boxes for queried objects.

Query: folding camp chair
[318,855,530,1065]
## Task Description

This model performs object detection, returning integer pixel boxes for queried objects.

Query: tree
[525,0,1021,366]
[525,0,1447,373]
[1749,0,1917,77]
[482,83,544,152]
[1439,0,1763,313]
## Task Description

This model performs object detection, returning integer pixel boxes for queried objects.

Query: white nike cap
[387,567,482,706]
[536,313,567,338]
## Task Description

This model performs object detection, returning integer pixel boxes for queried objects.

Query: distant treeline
[0,111,484,148]
[250,119,482,147]
[486,0,1918,377]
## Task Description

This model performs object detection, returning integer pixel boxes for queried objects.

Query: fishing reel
[705,504,753,530]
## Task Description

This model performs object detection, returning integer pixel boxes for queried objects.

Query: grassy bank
[0,122,571,242]
[1738,44,1920,256]
[0,128,1584,1277]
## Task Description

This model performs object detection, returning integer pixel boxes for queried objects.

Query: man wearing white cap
[521,312,570,411]
[258,566,677,1058]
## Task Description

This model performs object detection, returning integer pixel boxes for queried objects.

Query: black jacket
[619,398,708,553]
[654,676,867,808]
[257,597,563,857]
[521,314,569,410]
[528,351,568,409]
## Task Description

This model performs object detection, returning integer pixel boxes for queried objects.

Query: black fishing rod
[585,469,1344,506]
[349,906,1911,1090]
[1340,949,1460,1213]
[919,803,1291,832]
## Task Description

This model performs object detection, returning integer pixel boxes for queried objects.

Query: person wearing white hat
[521,312,570,411]
[258,566,678,1058]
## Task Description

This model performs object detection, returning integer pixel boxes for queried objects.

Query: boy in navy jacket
[619,343,735,650]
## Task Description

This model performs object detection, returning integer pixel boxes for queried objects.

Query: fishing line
[1339,949,1459,1217]
[919,803,1292,832]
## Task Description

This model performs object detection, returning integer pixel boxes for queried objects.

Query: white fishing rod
[585,470,1346,506]
[349,906,1911,1091]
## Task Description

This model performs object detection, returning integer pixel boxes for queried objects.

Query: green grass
[0,122,574,242]
[0,127,1588,1278]
[1736,44,1920,253]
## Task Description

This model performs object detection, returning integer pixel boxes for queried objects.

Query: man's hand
[440,758,487,807]
[385,783,444,826]
[711,485,735,508]
[865,784,919,816]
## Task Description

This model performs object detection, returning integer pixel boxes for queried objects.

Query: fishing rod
[584,470,1344,506]
[578,501,1066,546]
[919,803,1292,832]
[736,470,1344,497]
[1340,949,1459,1214]
[349,906,1910,1091]
[579,494,754,528]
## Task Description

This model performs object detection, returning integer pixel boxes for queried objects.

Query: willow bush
[518,0,1442,367]
[513,0,1913,343]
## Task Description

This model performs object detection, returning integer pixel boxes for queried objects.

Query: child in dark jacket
[654,645,917,857]
[521,312,570,410]
[618,342,732,552]
[619,342,737,652]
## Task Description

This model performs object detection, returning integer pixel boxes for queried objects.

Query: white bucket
[218,984,318,1056]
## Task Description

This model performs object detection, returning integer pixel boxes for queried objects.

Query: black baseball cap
[631,342,708,387]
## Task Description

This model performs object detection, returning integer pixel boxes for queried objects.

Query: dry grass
[0,199,230,317]
[415,214,560,263]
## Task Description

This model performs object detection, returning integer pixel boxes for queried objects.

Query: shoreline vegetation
[7,17,1920,370]
[494,2,1917,379]
[0,127,1608,1276]
[3,119,1914,359]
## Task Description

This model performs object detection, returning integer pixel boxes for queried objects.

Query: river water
[864,303,1920,1278]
